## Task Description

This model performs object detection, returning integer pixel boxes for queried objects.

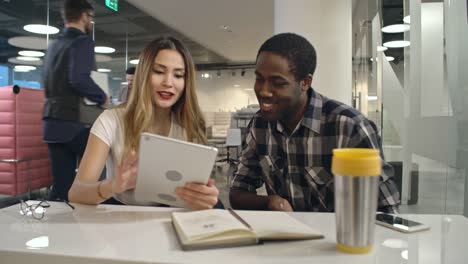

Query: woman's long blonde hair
[120,36,207,162]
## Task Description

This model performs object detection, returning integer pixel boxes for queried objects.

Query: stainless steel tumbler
[332,148,381,254]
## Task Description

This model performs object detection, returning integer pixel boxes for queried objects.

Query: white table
[0,201,467,264]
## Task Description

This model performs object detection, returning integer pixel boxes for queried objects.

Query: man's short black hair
[257,33,317,81]
[126,67,136,75]
[62,0,93,23]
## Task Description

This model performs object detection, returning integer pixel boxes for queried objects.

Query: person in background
[118,66,136,103]
[229,33,400,213]
[68,36,221,210]
[42,0,108,201]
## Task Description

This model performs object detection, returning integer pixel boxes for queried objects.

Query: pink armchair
[0,85,52,196]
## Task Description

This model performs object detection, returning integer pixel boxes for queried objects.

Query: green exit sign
[105,0,118,11]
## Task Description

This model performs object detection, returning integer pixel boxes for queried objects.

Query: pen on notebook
[228,208,252,230]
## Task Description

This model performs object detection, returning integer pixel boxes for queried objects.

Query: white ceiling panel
[126,0,274,62]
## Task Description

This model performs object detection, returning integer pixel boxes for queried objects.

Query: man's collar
[301,88,322,134]
[64,26,85,35]
[275,88,322,134]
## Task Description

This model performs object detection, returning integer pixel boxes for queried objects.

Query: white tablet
[135,132,218,208]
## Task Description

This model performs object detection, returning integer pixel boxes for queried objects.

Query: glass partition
[353,0,467,216]
[0,0,52,88]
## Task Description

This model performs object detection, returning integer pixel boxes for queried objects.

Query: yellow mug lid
[332,148,381,176]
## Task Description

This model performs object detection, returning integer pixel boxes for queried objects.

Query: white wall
[274,0,352,105]
[197,0,354,112]
[406,2,457,165]
[445,0,468,217]
[420,3,451,117]
[196,69,257,113]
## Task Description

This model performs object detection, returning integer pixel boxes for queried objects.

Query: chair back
[0,85,52,195]
[225,128,242,147]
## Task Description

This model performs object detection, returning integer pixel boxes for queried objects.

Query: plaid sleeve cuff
[230,178,258,193]
[378,205,399,214]
[378,179,401,208]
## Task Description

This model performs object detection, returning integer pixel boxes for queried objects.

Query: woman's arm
[69,134,139,205]
[68,134,111,204]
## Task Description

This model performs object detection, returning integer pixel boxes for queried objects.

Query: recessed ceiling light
[95,46,115,54]
[14,65,36,71]
[8,57,42,66]
[18,50,45,57]
[381,24,410,33]
[96,54,112,62]
[16,56,40,61]
[220,25,232,32]
[13,68,30,72]
[383,40,410,48]
[121,82,128,85]
[201,73,210,78]
[370,57,394,62]
[8,36,49,50]
[24,24,59,34]
[234,84,240,87]
[244,88,254,91]
[129,59,139,65]
[377,46,388,52]
[112,77,122,80]
[368,95,378,101]
[403,16,410,24]
[97,68,111,73]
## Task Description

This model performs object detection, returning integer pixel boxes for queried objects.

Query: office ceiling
[0,0,406,78]
[0,0,231,79]
[126,0,274,64]
[381,0,407,64]
[128,0,405,65]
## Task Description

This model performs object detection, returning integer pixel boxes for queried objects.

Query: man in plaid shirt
[230,33,400,213]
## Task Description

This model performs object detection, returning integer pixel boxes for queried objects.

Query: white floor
[399,154,466,215]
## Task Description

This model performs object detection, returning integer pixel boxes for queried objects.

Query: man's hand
[267,195,293,211]
[176,179,220,210]
[111,150,138,194]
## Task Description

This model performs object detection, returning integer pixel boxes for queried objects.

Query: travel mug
[332,148,381,254]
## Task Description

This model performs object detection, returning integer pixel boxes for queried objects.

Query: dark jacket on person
[42,27,106,142]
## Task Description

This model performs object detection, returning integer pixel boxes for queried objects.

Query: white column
[445,0,468,217]
[274,0,352,105]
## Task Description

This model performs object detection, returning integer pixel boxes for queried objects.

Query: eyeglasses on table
[19,199,75,220]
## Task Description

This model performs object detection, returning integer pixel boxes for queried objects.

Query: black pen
[228,208,252,230]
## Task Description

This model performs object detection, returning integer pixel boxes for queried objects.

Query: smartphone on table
[376,213,430,233]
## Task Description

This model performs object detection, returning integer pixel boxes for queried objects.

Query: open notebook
[172,209,324,250]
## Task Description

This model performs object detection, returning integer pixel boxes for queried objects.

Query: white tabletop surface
[0,201,467,264]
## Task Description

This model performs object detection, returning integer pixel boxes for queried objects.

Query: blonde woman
[68,37,220,210]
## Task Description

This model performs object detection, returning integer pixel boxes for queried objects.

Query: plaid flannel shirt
[231,89,400,213]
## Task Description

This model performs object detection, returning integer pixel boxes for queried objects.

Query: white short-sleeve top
[90,107,187,205]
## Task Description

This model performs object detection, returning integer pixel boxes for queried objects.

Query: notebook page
[236,210,321,238]
[173,209,249,240]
